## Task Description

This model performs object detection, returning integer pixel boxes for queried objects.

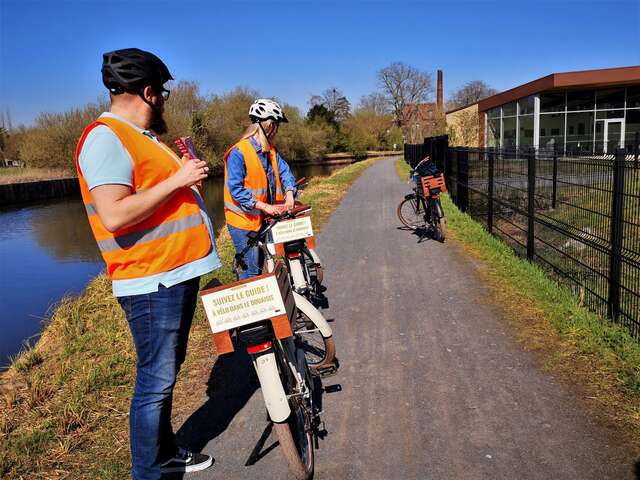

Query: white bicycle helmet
[249,98,289,123]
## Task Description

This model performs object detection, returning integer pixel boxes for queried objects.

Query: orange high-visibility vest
[223,138,285,231]
[75,116,212,281]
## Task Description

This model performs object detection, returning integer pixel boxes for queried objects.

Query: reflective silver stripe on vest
[85,203,98,216]
[224,202,261,216]
[96,213,203,253]
[248,187,268,196]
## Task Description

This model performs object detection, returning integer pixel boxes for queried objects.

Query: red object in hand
[174,136,198,160]
[174,136,204,188]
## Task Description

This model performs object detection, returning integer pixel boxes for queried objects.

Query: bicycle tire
[273,342,314,480]
[397,195,427,230]
[294,310,336,371]
[273,406,314,480]
[436,217,447,242]
[430,199,446,243]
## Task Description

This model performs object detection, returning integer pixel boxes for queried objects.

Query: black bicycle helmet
[102,48,173,94]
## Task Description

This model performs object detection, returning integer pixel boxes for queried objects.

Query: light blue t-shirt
[79,112,222,297]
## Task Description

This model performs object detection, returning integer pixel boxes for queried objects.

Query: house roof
[477,66,640,112]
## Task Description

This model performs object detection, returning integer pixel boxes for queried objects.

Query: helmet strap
[257,121,274,151]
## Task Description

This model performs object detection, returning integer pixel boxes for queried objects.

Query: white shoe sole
[161,456,213,473]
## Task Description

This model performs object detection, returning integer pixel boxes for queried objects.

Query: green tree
[18,98,108,168]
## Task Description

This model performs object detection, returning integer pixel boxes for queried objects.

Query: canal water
[0,163,342,368]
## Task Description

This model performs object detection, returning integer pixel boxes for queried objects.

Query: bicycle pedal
[314,364,338,378]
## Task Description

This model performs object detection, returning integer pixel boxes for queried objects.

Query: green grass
[0,158,378,479]
[397,157,640,445]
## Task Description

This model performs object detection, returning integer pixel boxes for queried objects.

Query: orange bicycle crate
[420,174,447,197]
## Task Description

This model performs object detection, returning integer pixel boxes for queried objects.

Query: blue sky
[1,0,638,126]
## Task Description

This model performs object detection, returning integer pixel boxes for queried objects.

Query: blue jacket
[226,136,296,210]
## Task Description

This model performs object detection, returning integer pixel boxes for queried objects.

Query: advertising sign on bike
[269,215,314,245]
[201,275,288,333]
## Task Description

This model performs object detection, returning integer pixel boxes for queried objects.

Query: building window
[596,88,625,110]
[487,118,500,147]
[625,109,640,152]
[518,96,535,115]
[565,111,594,154]
[487,107,501,119]
[566,90,595,111]
[502,102,517,117]
[540,92,565,113]
[627,86,640,109]
[596,109,625,119]
[503,117,517,148]
[539,113,565,150]
[519,115,534,147]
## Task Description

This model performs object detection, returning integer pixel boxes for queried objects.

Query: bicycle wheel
[273,343,314,480]
[430,199,447,243]
[294,310,336,371]
[397,195,427,230]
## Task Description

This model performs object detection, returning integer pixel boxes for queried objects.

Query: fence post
[457,148,469,212]
[527,149,536,260]
[487,148,494,234]
[444,146,452,193]
[552,146,558,209]
[634,131,639,169]
[608,148,626,322]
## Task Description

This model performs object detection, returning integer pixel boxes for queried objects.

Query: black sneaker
[160,447,214,473]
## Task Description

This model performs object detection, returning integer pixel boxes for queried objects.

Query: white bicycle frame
[251,247,331,423]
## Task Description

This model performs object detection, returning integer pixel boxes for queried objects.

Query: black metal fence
[404,138,640,339]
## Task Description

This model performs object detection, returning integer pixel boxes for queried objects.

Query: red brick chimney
[437,69,443,113]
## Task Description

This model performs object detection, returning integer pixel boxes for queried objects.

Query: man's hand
[170,158,209,189]
[284,190,295,210]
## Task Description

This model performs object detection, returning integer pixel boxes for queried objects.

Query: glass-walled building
[479,67,640,154]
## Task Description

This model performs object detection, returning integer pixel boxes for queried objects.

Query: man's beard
[149,107,168,136]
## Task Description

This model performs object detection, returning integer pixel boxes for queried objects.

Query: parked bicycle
[244,204,336,373]
[397,156,447,242]
[199,206,337,479]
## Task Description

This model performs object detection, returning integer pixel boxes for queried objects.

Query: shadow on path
[164,349,258,478]
[396,225,437,243]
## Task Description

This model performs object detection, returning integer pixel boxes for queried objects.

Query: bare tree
[357,92,391,114]
[309,87,351,122]
[447,80,498,109]
[377,62,433,127]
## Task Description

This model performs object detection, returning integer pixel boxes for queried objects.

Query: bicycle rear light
[247,341,273,354]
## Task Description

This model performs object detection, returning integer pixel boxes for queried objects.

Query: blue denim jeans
[227,224,262,279]
[117,276,200,480]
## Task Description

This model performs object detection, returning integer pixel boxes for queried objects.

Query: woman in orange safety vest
[223,98,297,278]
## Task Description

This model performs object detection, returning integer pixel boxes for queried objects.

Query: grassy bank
[396,158,640,448]
[0,168,75,185]
[0,158,378,479]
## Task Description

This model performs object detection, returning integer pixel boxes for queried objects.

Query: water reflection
[30,200,102,262]
[0,162,344,368]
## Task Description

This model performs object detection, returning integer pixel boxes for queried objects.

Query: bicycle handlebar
[410,156,431,174]
[232,203,312,277]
